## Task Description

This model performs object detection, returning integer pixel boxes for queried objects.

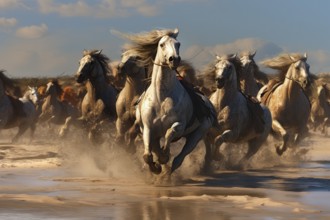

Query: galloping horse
[0,70,38,142]
[115,50,149,149]
[257,53,311,155]
[39,80,79,129]
[203,55,272,167]
[309,81,330,135]
[119,28,216,174]
[74,49,118,143]
[238,51,269,97]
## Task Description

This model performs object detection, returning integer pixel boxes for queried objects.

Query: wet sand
[0,128,329,220]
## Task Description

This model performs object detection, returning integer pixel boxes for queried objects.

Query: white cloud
[15,23,48,39]
[0,0,29,10]
[0,17,17,27]
[182,38,284,70]
[37,0,160,18]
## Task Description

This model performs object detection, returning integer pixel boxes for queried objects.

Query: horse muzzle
[168,56,181,70]
[76,73,87,83]
[216,77,226,89]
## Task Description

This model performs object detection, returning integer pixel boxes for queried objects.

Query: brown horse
[39,80,79,131]
[0,70,39,142]
[115,50,149,150]
[74,49,118,144]
[257,53,311,155]
[203,55,272,169]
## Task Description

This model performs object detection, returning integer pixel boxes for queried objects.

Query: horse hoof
[276,146,285,156]
[158,148,170,164]
[149,162,162,174]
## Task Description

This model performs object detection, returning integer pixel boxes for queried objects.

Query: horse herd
[0,28,329,175]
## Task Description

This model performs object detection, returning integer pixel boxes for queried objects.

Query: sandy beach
[0,127,329,220]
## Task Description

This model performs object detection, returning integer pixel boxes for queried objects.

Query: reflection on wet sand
[0,131,329,219]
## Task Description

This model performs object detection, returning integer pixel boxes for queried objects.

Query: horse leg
[213,130,237,161]
[28,123,36,144]
[239,137,264,167]
[115,117,126,146]
[272,120,289,156]
[294,124,309,145]
[201,137,213,174]
[171,119,211,173]
[158,122,185,164]
[322,117,329,136]
[142,127,162,174]
[12,124,28,143]
[126,121,140,152]
[59,116,72,138]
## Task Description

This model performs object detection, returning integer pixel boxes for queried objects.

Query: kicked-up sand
[0,127,329,220]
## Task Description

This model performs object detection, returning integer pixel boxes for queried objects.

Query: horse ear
[173,28,179,38]
[96,50,102,55]
[28,85,31,90]
[216,55,221,60]
[304,52,308,59]
[250,50,256,58]
[230,54,237,60]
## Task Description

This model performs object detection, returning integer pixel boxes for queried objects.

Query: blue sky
[1,0,330,77]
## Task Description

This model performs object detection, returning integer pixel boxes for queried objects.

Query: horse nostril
[169,56,174,62]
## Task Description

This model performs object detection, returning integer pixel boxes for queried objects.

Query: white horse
[203,54,272,168]
[118,28,216,174]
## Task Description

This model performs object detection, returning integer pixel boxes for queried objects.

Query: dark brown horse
[0,70,38,142]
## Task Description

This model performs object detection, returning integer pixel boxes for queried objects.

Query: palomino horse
[119,28,216,174]
[308,81,330,135]
[0,70,39,143]
[115,50,149,150]
[257,53,311,155]
[39,80,79,130]
[238,51,269,97]
[203,55,272,168]
[74,49,118,143]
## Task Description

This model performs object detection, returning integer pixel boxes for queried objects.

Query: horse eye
[160,43,165,48]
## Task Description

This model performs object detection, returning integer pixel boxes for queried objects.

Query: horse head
[287,53,310,89]
[157,28,181,70]
[27,86,39,105]
[45,80,62,98]
[76,50,109,83]
[215,54,237,89]
[117,51,142,78]
[239,51,257,78]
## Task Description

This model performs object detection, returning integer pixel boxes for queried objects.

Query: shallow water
[0,131,330,219]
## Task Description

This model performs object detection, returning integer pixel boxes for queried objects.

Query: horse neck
[89,71,108,98]
[126,69,147,93]
[239,73,259,96]
[151,51,177,97]
[282,76,305,100]
[85,80,95,99]
[21,92,30,101]
[215,82,239,108]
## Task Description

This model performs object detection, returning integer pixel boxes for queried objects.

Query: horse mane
[177,60,197,84]
[50,79,63,97]
[261,53,307,81]
[0,69,15,89]
[114,29,179,68]
[83,49,112,83]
